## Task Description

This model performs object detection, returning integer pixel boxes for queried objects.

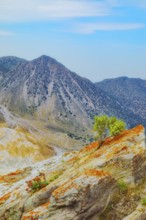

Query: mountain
[96,77,146,127]
[1,56,146,219]
[0,56,144,148]
[0,125,146,219]
[0,56,26,79]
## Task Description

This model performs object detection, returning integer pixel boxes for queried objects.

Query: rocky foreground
[0,125,146,219]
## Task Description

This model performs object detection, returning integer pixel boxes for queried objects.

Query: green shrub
[26,174,49,193]
[31,180,49,192]
[118,180,128,192]
[141,198,146,206]
[26,172,62,193]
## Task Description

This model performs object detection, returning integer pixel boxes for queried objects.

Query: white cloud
[0,0,145,23]
[0,0,145,36]
[0,30,14,36]
[0,0,40,22]
[74,22,145,34]
[39,0,110,18]
[0,0,111,22]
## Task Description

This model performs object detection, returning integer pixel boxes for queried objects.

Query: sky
[0,0,146,82]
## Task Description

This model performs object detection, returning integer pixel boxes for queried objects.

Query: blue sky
[0,0,146,82]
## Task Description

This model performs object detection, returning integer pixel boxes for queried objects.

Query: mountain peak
[0,54,145,143]
[33,55,58,64]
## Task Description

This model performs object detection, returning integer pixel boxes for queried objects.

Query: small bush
[118,180,128,192]
[26,173,48,193]
[31,180,49,192]
[141,198,146,206]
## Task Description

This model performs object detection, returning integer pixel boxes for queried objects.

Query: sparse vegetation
[26,171,63,193]
[30,180,49,193]
[141,198,146,206]
[26,173,48,193]
[118,180,128,193]
[93,115,126,146]
[108,117,126,136]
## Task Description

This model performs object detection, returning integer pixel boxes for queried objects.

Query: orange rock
[103,125,144,147]
[0,193,10,204]
[84,169,109,177]
[80,141,99,153]
[40,201,50,208]
[0,169,23,183]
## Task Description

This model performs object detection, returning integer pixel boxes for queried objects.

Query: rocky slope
[96,77,146,127]
[0,56,144,148]
[0,125,146,219]
[0,56,26,80]
[0,123,54,175]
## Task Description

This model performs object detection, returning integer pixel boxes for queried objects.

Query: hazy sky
[0,0,146,82]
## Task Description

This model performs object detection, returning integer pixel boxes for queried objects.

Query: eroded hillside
[0,125,146,219]
[0,123,54,175]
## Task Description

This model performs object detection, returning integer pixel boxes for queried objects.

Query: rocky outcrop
[23,171,117,220]
[0,125,146,219]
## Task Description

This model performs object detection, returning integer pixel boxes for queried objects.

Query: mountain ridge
[0,55,145,148]
[96,76,146,125]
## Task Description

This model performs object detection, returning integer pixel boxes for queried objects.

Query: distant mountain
[0,55,145,147]
[96,77,146,127]
[0,56,26,77]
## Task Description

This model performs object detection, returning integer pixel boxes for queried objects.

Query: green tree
[108,116,117,127]
[109,120,126,136]
[93,115,126,146]
[93,115,108,143]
